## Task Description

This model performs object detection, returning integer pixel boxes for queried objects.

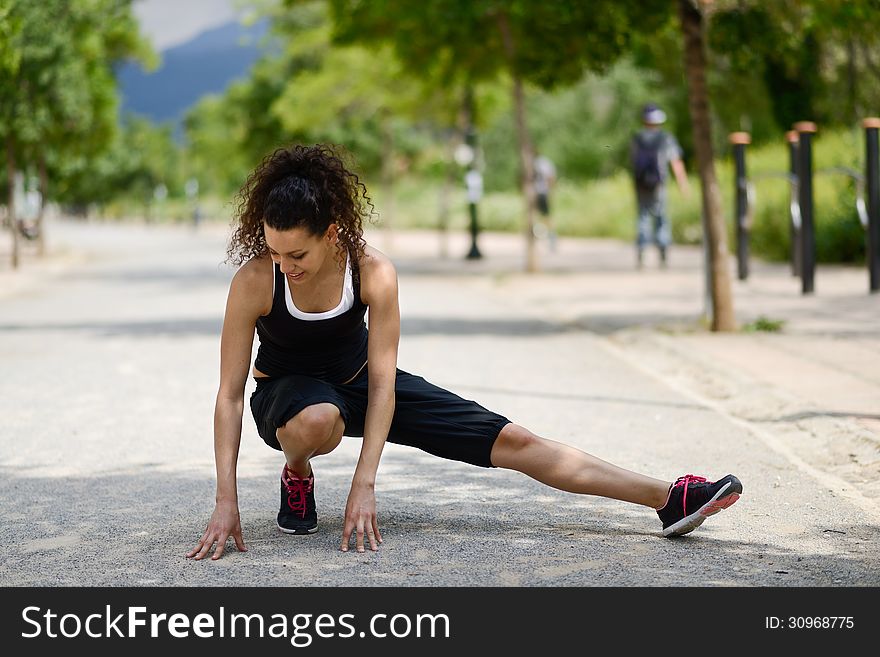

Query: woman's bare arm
[340,248,400,552]
[188,259,270,561]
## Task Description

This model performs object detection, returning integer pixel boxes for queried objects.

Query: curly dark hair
[227,144,374,268]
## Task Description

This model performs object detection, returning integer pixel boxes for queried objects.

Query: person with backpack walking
[631,103,690,268]
[186,144,741,561]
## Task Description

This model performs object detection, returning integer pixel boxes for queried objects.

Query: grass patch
[741,315,786,333]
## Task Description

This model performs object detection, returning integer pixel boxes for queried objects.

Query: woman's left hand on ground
[341,481,383,553]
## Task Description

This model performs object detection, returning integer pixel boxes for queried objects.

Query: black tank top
[254,257,368,383]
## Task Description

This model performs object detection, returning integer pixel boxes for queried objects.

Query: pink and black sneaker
[657,474,742,537]
[278,464,318,535]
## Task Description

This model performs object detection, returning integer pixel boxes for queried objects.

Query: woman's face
[264,222,338,285]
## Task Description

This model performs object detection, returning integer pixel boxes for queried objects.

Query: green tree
[319,0,667,271]
[481,59,672,191]
[183,4,328,199]
[184,82,269,198]
[272,1,469,233]
[184,1,467,216]
[682,0,880,140]
[0,0,150,265]
[0,0,23,265]
[56,115,181,220]
[672,0,880,329]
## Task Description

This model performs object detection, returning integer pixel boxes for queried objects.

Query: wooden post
[794,121,817,295]
[864,117,880,293]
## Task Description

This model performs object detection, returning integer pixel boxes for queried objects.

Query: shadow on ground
[0,317,223,338]
[2,454,877,587]
[64,264,233,290]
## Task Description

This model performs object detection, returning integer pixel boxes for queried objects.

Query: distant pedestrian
[533,153,557,250]
[185,178,202,230]
[630,103,690,268]
[187,143,741,561]
[192,203,204,230]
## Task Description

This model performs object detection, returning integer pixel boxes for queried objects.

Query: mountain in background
[116,18,271,131]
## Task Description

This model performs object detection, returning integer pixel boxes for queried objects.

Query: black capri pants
[249,366,511,468]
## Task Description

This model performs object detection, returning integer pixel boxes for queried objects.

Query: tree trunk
[678,0,735,331]
[496,10,539,272]
[37,154,48,257]
[6,136,19,269]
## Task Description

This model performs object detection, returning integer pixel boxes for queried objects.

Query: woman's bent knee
[278,403,341,447]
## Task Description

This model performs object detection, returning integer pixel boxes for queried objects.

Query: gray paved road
[1,219,877,586]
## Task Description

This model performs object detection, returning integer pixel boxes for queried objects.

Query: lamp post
[457,125,483,260]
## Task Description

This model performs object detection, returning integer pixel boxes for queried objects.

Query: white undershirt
[281,252,354,321]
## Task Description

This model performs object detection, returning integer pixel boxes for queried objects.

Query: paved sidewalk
[1,219,878,586]
[385,228,880,519]
[383,229,880,498]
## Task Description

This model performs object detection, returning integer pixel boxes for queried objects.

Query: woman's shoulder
[228,255,274,315]
[233,254,273,285]
[357,244,398,302]
[358,244,397,279]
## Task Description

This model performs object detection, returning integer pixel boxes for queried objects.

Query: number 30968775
[765,617,854,629]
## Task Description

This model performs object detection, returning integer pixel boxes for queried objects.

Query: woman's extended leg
[490,423,743,537]
[490,423,671,509]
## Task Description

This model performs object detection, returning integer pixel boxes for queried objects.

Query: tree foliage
[56,115,180,208]
[5,0,874,241]
[184,0,475,196]
[704,0,880,138]
[314,0,670,270]
[1,0,151,203]
[322,0,667,89]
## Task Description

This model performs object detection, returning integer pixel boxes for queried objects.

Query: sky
[133,0,245,51]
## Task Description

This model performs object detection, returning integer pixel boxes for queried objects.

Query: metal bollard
[729,132,751,280]
[462,124,483,260]
[865,118,880,293]
[795,122,817,294]
[786,130,801,277]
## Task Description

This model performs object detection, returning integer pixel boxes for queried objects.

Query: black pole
[730,132,750,280]
[796,122,817,294]
[465,125,482,260]
[466,202,481,258]
[865,118,880,293]
[786,130,801,278]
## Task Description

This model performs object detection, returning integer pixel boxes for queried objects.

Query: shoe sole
[662,479,742,537]
[277,523,318,535]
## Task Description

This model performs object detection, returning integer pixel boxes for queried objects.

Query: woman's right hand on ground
[186,500,248,561]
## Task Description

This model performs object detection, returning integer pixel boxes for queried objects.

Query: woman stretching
[187,145,742,560]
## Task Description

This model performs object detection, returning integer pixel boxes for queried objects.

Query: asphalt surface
[1,218,878,586]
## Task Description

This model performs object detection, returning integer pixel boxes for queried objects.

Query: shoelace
[672,474,708,517]
[282,466,313,519]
